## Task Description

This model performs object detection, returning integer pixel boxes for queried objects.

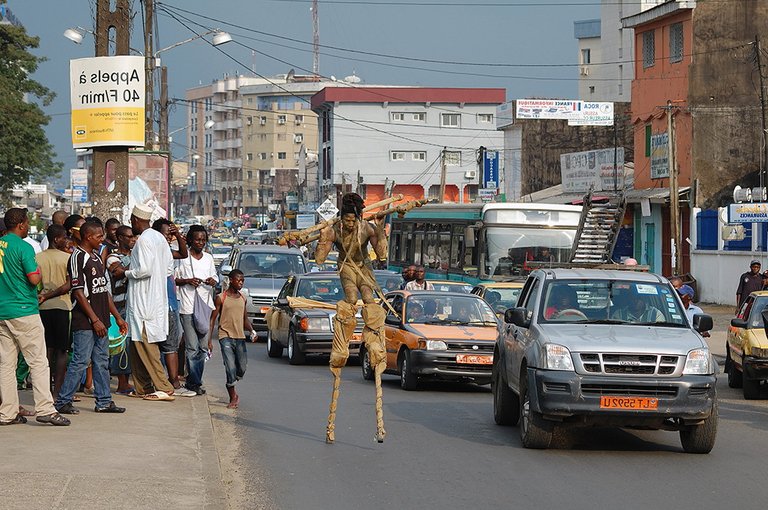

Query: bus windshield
[485,227,575,278]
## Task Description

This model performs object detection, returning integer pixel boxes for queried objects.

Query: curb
[191,393,228,510]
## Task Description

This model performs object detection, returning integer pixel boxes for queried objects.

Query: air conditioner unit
[294,135,303,143]
[270,168,276,177]
[278,118,286,125]
[260,118,266,126]
[464,170,477,179]
[580,66,589,76]
[295,118,302,125]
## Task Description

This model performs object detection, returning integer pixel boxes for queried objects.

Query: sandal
[116,387,136,395]
[18,406,36,417]
[142,391,175,402]
[35,412,70,426]
[0,414,27,425]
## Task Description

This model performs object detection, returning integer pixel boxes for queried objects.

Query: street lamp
[152,30,232,66]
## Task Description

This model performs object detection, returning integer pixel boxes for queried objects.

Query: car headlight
[683,348,713,375]
[426,340,447,350]
[749,346,768,359]
[299,317,331,332]
[544,343,574,371]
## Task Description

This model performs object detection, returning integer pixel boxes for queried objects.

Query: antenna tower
[312,0,319,78]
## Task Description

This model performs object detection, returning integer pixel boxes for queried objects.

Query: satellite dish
[344,73,361,84]
[330,75,337,82]
[733,185,751,203]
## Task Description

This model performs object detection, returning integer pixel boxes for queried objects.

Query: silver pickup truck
[492,269,717,453]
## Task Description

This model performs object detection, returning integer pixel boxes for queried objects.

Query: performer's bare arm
[315,226,336,264]
[368,219,387,261]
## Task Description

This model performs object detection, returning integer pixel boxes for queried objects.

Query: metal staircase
[569,190,626,264]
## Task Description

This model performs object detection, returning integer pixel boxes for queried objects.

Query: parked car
[493,269,717,453]
[471,281,525,316]
[429,280,473,294]
[726,290,768,399]
[363,291,498,390]
[220,245,308,338]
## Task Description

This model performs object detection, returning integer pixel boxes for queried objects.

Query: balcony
[216,158,242,169]
[224,99,242,109]
[213,80,226,94]
[221,118,242,130]
[213,138,243,150]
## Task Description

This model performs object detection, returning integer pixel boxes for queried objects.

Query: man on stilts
[315,193,388,444]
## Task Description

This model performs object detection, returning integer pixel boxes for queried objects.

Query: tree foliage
[0,18,62,196]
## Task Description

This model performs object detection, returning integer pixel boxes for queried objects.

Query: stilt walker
[315,193,389,443]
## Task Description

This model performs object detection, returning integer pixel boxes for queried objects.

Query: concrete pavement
[0,374,227,509]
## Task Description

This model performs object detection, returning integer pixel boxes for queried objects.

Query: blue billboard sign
[483,150,499,189]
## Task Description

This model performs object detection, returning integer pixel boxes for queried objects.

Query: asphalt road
[231,346,768,510]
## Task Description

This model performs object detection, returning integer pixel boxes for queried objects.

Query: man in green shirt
[0,208,70,426]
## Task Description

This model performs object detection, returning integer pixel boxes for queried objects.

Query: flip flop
[124,390,145,398]
[142,391,175,402]
[116,388,136,396]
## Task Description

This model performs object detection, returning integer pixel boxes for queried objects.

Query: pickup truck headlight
[749,346,768,359]
[683,348,713,375]
[545,344,574,371]
[299,317,331,332]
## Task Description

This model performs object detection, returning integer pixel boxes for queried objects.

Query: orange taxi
[360,290,499,390]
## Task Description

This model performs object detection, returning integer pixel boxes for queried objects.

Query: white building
[574,0,665,101]
[311,87,505,204]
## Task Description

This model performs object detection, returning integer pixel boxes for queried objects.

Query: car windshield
[404,295,497,326]
[746,296,768,328]
[296,277,344,303]
[539,280,688,326]
[484,287,522,313]
[485,227,574,278]
[431,282,472,293]
[237,252,306,278]
[211,246,230,254]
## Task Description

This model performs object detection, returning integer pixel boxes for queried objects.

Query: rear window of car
[236,252,306,277]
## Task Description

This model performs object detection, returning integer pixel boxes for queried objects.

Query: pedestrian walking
[175,225,217,396]
[125,205,177,401]
[0,208,70,426]
[55,221,128,415]
[736,259,763,311]
[209,269,255,409]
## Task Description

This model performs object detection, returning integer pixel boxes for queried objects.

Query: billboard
[123,153,169,222]
[69,56,145,148]
[516,99,582,120]
[728,203,768,223]
[496,101,515,128]
[560,148,629,193]
[650,133,669,179]
[70,168,88,203]
[568,102,614,126]
[483,150,499,189]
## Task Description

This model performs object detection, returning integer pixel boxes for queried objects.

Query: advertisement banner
[496,101,515,128]
[568,102,614,126]
[728,203,768,223]
[124,153,169,222]
[483,150,499,189]
[70,56,145,149]
[478,188,497,203]
[296,213,316,230]
[516,99,582,120]
[560,148,628,193]
[69,169,88,203]
[650,133,669,179]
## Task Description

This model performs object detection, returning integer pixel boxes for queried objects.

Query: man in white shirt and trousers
[125,205,177,401]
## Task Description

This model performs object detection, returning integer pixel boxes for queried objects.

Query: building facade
[311,87,505,205]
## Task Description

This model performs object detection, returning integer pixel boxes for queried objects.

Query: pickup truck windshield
[540,280,688,327]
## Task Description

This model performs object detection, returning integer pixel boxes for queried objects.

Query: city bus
[387,202,582,284]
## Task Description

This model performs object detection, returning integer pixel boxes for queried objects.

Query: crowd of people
[0,205,254,425]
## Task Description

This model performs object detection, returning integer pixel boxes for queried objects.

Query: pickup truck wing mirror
[220,264,233,276]
[692,314,713,333]
[504,307,531,328]
[275,297,289,307]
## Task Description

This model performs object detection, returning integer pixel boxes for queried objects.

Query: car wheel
[726,348,742,388]
[492,360,519,426]
[743,376,761,400]
[287,327,306,365]
[399,350,418,391]
[361,347,374,381]
[680,403,718,454]
[519,365,553,449]
[267,331,283,358]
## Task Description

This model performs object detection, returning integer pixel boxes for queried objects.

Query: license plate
[351,333,361,342]
[456,354,493,365]
[599,396,658,410]
[260,306,271,314]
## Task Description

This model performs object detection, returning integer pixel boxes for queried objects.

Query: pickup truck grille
[581,383,678,398]
[579,353,680,376]
[251,296,273,307]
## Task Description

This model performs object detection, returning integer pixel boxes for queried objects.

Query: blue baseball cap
[678,285,694,298]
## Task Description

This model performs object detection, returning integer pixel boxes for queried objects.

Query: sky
[7,0,599,184]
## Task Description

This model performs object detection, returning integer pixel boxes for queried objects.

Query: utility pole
[666,100,682,276]
[439,147,447,204]
[159,65,169,152]
[144,0,155,150]
[755,35,768,190]
[92,0,131,221]
[312,0,320,79]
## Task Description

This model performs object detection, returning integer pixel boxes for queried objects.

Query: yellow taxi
[470,281,525,316]
[360,290,499,390]
[727,290,768,399]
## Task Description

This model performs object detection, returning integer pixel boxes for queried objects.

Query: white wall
[330,103,504,195]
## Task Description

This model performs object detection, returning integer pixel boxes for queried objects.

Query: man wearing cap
[125,204,176,401]
[677,285,709,337]
[736,260,764,312]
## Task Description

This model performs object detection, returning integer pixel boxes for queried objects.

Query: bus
[388,202,582,284]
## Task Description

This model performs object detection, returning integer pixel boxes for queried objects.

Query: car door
[384,294,405,370]
[729,297,754,368]
[274,277,296,344]
[508,276,541,392]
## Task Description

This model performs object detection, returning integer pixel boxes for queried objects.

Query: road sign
[483,150,499,189]
[296,213,315,230]
[316,198,339,221]
[479,188,496,203]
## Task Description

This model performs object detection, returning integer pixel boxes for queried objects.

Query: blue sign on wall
[483,150,499,189]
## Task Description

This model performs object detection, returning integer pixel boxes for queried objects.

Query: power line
[264,0,747,7]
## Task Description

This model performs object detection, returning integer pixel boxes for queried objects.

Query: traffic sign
[316,198,339,221]
[483,150,499,189]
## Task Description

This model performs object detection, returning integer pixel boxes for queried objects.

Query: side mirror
[693,314,713,333]
[220,264,233,276]
[275,297,289,307]
[464,226,476,248]
[504,307,530,328]
[385,314,401,326]
[730,317,748,329]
